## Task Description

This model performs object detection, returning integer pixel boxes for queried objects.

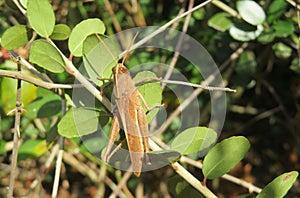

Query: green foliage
[1,25,29,50]
[170,126,217,155]
[58,107,100,138]
[202,136,250,179]
[50,24,71,40]
[29,39,65,73]
[257,171,299,198]
[27,0,55,37]
[236,0,266,26]
[68,18,106,57]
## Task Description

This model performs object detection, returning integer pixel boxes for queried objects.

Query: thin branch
[7,63,23,198]
[119,0,213,57]
[51,98,66,198]
[148,139,218,197]
[0,69,77,89]
[110,172,133,198]
[135,77,236,92]
[162,0,195,89]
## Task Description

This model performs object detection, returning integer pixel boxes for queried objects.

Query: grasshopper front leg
[103,116,120,163]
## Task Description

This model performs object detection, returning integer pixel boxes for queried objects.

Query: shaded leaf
[50,24,71,40]
[273,20,294,38]
[58,107,99,138]
[267,0,287,23]
[257,171,298,198]
[29,39,65,73]
[27,0,55,37]
[168,176,205,198]
[208,12,232,32]
[237,0,265,25]
[170,127,217,155]
[202,136,250,179]
[18,139,47,159]
[68,18,106,57]
[1,25,29,50]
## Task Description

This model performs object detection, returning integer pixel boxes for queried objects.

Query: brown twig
[162,0,195,89]
[7,63,23,198]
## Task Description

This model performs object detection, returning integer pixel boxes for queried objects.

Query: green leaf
[273,20,294,38]
[1,25,29,50]
[170,127,217,155]
[26,93,61,119]
[257,171,298,198]
[272,42,292,59]
[290,58,300,73]
[258,28,275,44]
[267,0,287,23]
[237,0,266,25]
[1,76,38,114]
[50,24,71,40]
[58,107,99,138]
[18,139,47,159]
[0,140,6,155]
[202,136,250,179]
[83,34,120,84]
[229,23,263,41]
[134,71,162,122]
[208,12,232,32]
[68,18,106,57]
[27,0,55,37]
[29,39,65,73]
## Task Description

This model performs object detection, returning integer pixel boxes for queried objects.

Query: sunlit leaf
[27,0,55,37]
[237,0,265,25]
[50,24,71,40]
[29,39,65,73]
[202,136,250,179]
[18,139,48,159]
[1,25,29,50]
[68,18,106,57]
[171,127,217,155]
[257,171,298,198]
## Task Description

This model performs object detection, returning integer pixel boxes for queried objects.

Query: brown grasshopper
[101,34,154,177]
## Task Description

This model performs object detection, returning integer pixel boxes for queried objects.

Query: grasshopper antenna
[121,32,139,66]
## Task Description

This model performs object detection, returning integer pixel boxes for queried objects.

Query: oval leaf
[202,136,250,179]
[29,39,65,73]
[273,20,294,38]
[50,24,71,40]
[170,127,217,155]
[83,34,120,84]
[257,171,298,198]
[58,107,99,138]
[18,139,47,159]
[237,0,266,25]
[68,18,106,57]
[208,12,232,32]
[27,0,55,37]
[1,25,29,50]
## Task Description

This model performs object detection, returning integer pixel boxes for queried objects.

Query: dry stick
[119,0,213,57]
[51,99,66,198]
[162,0,195,89]
[135,77,236,92]
[156,43,247,136]
[7,63,22,198]
[110,172,133,198]
[0,69,76,89]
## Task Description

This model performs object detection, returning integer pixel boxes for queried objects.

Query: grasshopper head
[112,63,128,76]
